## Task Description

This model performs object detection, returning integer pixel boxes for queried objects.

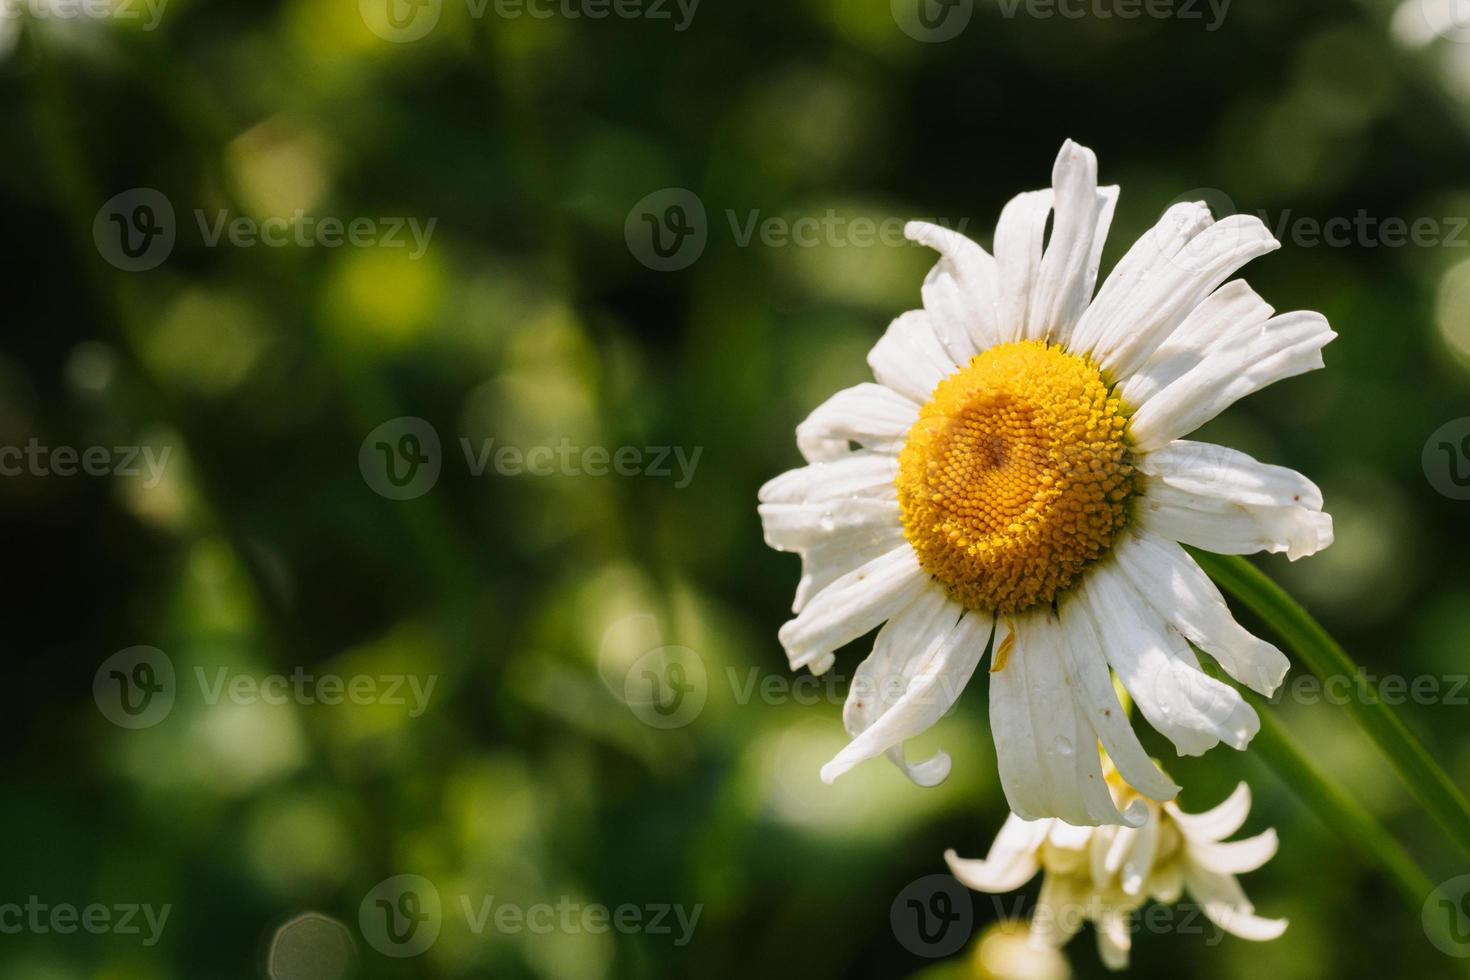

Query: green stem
[1192,550,1470,865]
[1199,660,1434,911]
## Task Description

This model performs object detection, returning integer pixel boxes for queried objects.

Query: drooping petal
[1089,825,1126,890]
[945,813,1052,893]
[1073,210,1280,381]
[1057,593,1181,803]
[1078,565,1260,757]
[793,382,919,462]
[867,310,960,403]
[1094,907,1133,971]
[1120,811,1161,897]
[1166,782,1253,842]
[1031,874,1092,948]
[989,611,1145,827]
[1184,864,1288,941]
[1188,829,1279,875]
[824,587,990,785]
[905,220,1001,356]
[1128,309,1337,451]
[776,545,929,675]
[1112,528,1291,695]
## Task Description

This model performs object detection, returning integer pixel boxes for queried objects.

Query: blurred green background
[4,0,1470,976]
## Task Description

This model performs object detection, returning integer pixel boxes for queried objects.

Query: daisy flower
[946,773,1284,970]
[757,140,1334,826]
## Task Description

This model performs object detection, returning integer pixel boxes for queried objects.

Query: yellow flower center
[896,340,1135,614]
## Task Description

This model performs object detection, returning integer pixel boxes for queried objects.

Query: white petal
[1056,594,1181,803]
[1128,309,1336,451]
[1120,812,1160,897]
[777,546,928,674]
[758,452,904,613]
[1167,783,1253,842]
[1031,874,1090,948]
[793,382,918,463]
[1075,212,1280,381]
[1112,528,1291,695]
[1094,907,1133,970]
[1188,829,1279,875]
[905,220,1001,356]
[993,189,1053,344]
[1135,441,1334,561]
[1070,201,1213,357]
[1078,566,1260,757]
[1089,824,1123,890]
[758,452,897,505]
[1149,859,1184,904]
[867,310,960,403]
[1184,864,1287,941]
[1049,821,1094,852]
[1031,141,1114,345]
[758,496,900,553]
[789,528,906,615]
[945,814,1052,893]
[825,588,989,785]
[1119,279,1275,407]
[989,611,1142,826]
